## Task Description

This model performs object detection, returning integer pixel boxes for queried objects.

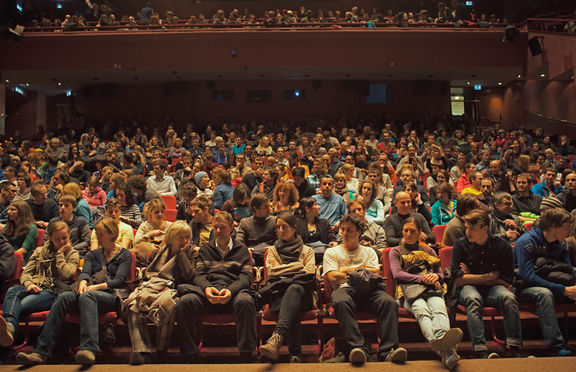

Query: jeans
[35,290,117,357]
[331,286,399,357]
[458,285,522,351]
[2,285,55,333]
[273,283,312,356]
[520,286,566,351]
[404,295,450,347]
[176,291,257,356]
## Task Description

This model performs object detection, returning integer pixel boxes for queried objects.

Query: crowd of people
[25,0,506,31]
[0,119,574,367]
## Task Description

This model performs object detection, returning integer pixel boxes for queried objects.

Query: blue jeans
[2,285,55,333]
[520,286,566,351]
[404,295,450,346]
[35,290,116,357]
[458,285,521,352]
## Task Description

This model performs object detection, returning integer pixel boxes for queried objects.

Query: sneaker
[477,351,500,359]
[349,348,367,365]
[75,349,96,366]
[442,352,460,370]
[289,354,302,363]
[129,352,151,365]
[430,328,463,354]
[15,352,47,366]
[259,332,284,361]
[557,349,573,357]
[0,316,14,347]
[385,347,408,363]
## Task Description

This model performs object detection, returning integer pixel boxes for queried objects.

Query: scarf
[274,235,303,264]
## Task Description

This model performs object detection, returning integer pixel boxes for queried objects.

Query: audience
[0,200,39,262]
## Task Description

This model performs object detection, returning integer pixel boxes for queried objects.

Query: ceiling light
[540,73,546,78]
[57,82,62,86]
[498,82,502,86]
[25,83,29,86]
[571,75,574,80]
[466,81,470,85]
[4,79,9,83]
[517,74,522,78]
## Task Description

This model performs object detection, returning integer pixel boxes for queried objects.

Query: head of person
[164,220,192,250]
[544,167,557,186]
[115,183,136,207]
[564,172,576,192]
[194,171,210,189]
[404,181,419,202]
[127,175,146,197]
[339,213,365,247]
[262,168,278,186]
[276,212,300,242]
[61,182,82,201]
[469,171,483,189]
[296,197,321,220]
[516,173,531,193]
[213,168,231,186]
[366,166,381,185]
[493,192,513,216]
[109,172,125,192]
[105,197,122,221]
[400,169,414,184]
[340,163,354,180]
[188,196,213,224]
[152,160,167,179]
[16,172,31,192]
[291,166,306,187]
[539,208,574,242]
[94,217,119,247]
[435,182,454,204]
[333,172,347,192]
[212,211,235,242]
[402,217,423,245]
[436,169,449,184]
[58,195,77,220]
[0,181,18,203]
[30,180,48,205]
[231,183,251,207]
[319,176,335,198]
[179,182,198,206]
[358,180,376,206]
[394,191,412,215]
[249,193,271,218]
[348,200,366,222]
[481,178,494,198]
[4,200,34,238]
[274,181,299,206]
[52,170,70,186]
[143,198,166,225]
[46,220,70,252]
[463,209,491,244]
[456,193,479,217]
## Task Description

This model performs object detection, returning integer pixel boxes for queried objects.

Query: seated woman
[0,221,79,348]
[356,180,385,225]
[194,171,214,201]
[212,168,234,210]
[90,198,134,251]
[404,181,432,223]
[1,200,38,262]
[116,183,143,229]
[133,199,172,265]
[16,217,132,366]
[271,181,300,215]
[125,221,196,365]
[389,217,462,370]
[82,176,107,208]
[61,182,93,228]
[333,172,354,201]
[430,183,457,227]
[259,213,316,362]
[428,170,450,205]
[341,163,359,194]
[295,198,336,264]
[221,183,251,223]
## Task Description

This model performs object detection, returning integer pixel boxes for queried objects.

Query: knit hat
[540,196,563,211]
[194,171,208,186]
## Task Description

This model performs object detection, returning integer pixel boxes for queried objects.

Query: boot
[259,332,284,361]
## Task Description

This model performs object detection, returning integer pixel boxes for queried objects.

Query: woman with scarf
[389,217,462,370]
[125,221,196,365]
[259,212,316,362]
[0,221,79,348]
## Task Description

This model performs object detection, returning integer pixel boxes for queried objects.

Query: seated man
[176,182,197,224]
[489,192,526,243]
[89,198,133,250]
[393,168,430,205]
[26,181,59,229]
[176,211,257,361]
[345,200,387,257]
[478,178,494,208]
[515,208,575,357]
[146,160,177,196]
[236,193,277,265]
[187,196,214,248]
[293,167,316,200]
[443,194,478,247]
[312,176,347,227]
[323,214,406,365]
[451,209,522,359]
[461,171,483,196]
[384,191,434,247]
[557,171,576,213]
[531,167,562,198]
[512,173,542,219]
[48,195,91,257]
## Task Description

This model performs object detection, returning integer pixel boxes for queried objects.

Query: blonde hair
[143,198,166,220]
[95,217,119,242]
[164,220,192,247]
[61,182,82,199]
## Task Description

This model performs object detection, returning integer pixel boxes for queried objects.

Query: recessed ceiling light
[57,82,62,86]
[517,74,522,78]
[466,81,470,85]
[25,83,29,86]
[540,73,546,77]
[4,79,9,83]
[571,75,574,80]
[498,82,502,86]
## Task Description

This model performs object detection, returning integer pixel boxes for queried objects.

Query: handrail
[525,109,576,127]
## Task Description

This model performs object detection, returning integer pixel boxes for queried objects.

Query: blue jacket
[213,183,235,210]
[430,199,456,226]
[531,180,562,198]
[514,227,575,297]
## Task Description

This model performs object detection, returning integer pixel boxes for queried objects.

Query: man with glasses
[26,181,60,229]
[0,182,18,223]
[489,192,526,243]
[512,173,542,218]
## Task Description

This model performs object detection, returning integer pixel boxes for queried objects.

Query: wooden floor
[0,358,574,372]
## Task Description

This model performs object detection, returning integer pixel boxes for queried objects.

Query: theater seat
[160,195,177,209]
[381,247,415,319]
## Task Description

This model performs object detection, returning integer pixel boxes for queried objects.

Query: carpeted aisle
[1,357,574,372]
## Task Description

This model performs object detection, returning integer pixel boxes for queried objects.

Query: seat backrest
[439,246,453,271]
[432,225,447,246]
[164,208,177,222]
[35,228,46,248]
[524,222,533,231]
[10,251,24,284]
[160,195,177,209]
[323,276,333,305]
[381,247,396,298]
